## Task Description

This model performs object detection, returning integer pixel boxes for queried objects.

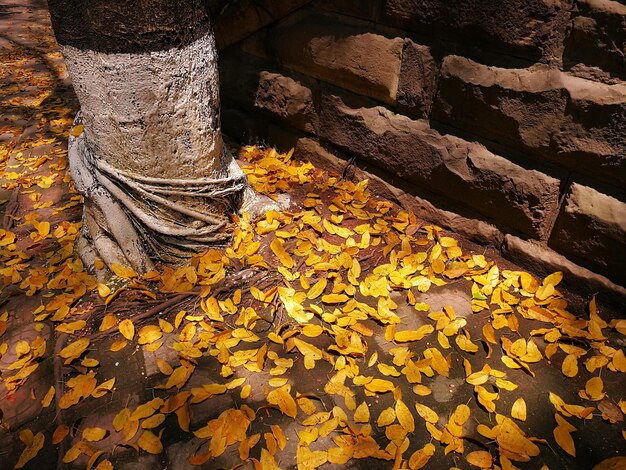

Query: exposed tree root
[68,113,268,276]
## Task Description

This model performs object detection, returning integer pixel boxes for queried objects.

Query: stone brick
[396,40,438,118]
[433,56,626,186]
[254,72,319,133]
[219,50,262,105]
[503,234,626,315]
[382,0,573,64]
[553,74,626,187]
[268,13,403,104]
[220,51,319,134]
[564,0,626,81]
[320,93,561,238]
[433,55,568,155]
[549,183,626,287]
[314,0,382,21]
[213,0,311,50]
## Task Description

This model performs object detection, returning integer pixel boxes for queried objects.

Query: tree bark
[47,0,261,274]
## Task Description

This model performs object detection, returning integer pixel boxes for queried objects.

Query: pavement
[0,2,625,470]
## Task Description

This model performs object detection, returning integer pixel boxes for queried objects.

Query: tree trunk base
[69,114,273,276]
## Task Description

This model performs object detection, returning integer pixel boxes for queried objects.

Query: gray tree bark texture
[47,0,267,274]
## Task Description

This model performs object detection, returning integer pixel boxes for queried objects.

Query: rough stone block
[213,0,311,50]
[433,55,568,155]
[549,183,626,287]
[220,52,319,134]
[254,72,319,133]
[320,93,561,238]
[219,50,261,105]
[396,40,438,118]
[553,74,626,187]
[382,0,573,64]
[564,0,626,81]
[314,0,382,20]
[268,13,403,104]
[433,56,626,186]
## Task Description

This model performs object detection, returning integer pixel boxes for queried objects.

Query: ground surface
[0,2,625,470]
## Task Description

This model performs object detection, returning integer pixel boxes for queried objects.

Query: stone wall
[212,0,626,303]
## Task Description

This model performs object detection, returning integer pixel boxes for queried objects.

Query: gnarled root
[68,114,256,275]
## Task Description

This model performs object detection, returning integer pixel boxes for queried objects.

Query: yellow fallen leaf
[592,457,626,470]
[278,287,311,323]
[307,278,327,300]
[354,402,370,423]
[119,319,134,341]
[395,399,415,433]
[554,424,576,457]
[97,283,111,298]
[56,320,87,335]
[270,237,294,268]
[301,324,324,338]
[456,332,479,353]
[41,386,55,407]
[511,398,527,421]
[156,358,173,376]
[70,124,84,137]
[482,323,497,344]
[408,443,435,470]
[562,354,578,378]
[293,338,322,370]
[110,339,128,351]
[138,430,163,454]
[377,363,400,377]
[412,385,432,396]
[377,407,396,427]
[58,338,89,359]
[83,427,107,442]
[15,431,44,469]
[476,385,498,413]
[466,450,493,468]
[142,413,166,429]
[241,384,252,399]
[543,271,563,287]
[368,351,378,367]
[364,378,395,393]
[110,263,137,279]
[585,376,604,401]
[394,325,434,342]
[496,377,517,392]
[99,313,117,331]
[267,385,297,418]
[414,403,439,424]
[52,424,69,444]
[322,293,349,304]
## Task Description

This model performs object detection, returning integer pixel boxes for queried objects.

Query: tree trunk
[47,0,261,274]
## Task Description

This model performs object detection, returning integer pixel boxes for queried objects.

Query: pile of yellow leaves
[1,144,625,470]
